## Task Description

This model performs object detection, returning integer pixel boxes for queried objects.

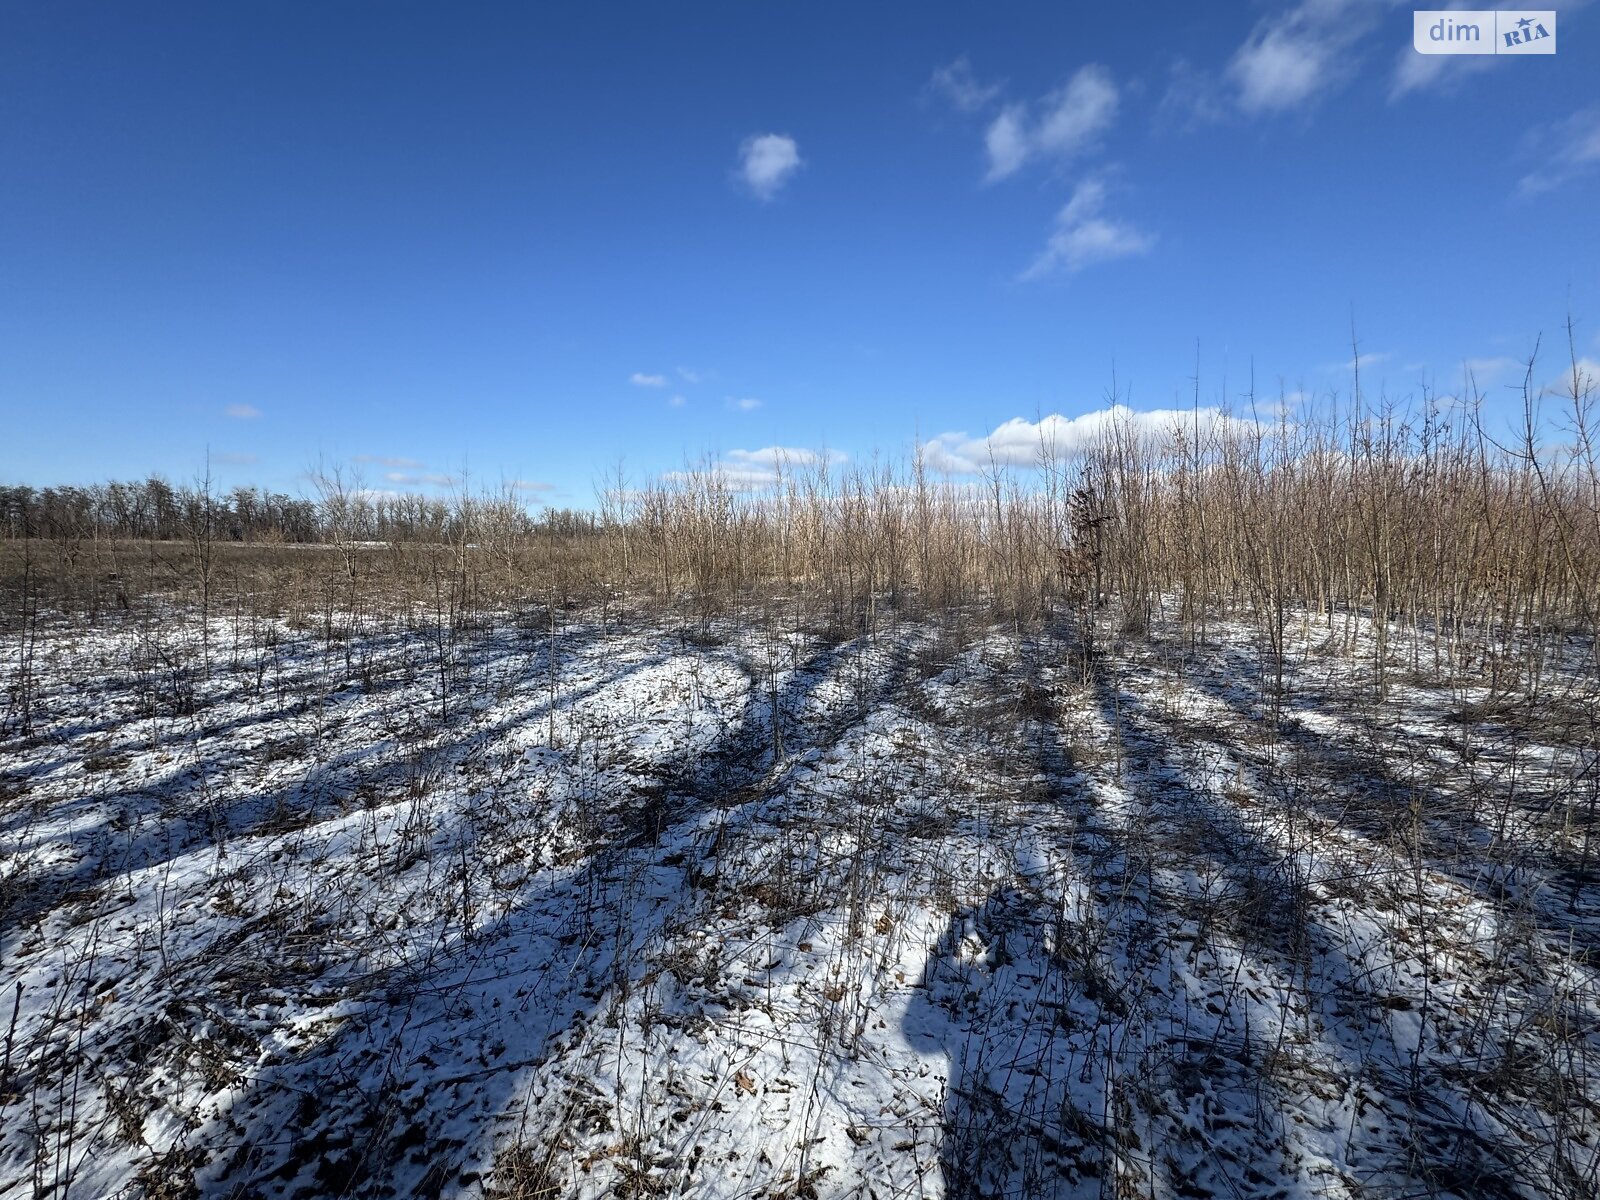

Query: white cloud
[224,403,261,420]
[630,372,668,387]
[1227,0,1380,116]
[922,406,1256,474]
[354,454,424,468]
[983,65,1118,182]
[727,446,840,470]
[1156,57,1227,130]
[1035,67,1120,158]
[1019,176,1154,280]
[509,479,554,493]
[676,366,705,384]
[675,447,846,491]
[927,56,1001,113]
[984,107,1030,181]
[384,471,459,488]
[1518,105,1600,196]
[1389,9,1499,101]
[1169,2,1500,120]
[668,394,687,408]
[1231,27,1327,113]
[1387,52,1444,101]
[727,396,762,411]
[1313,350,1393,377]
[737,133,803,201]
[1545,357,1600,398]
[1462,355,1519,380]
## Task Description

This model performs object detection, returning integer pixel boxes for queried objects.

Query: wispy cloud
[726,396,762,411]
[923,406,1255,474]
[737,133,803,201]
[353,454,424,468]
[1518,105,1600,196]
[384,471,459,488]
[1019,176,1154,281]
[213,451,259,466]
[674,446,846,491]
[1228,0,1379,116]
[984,107,1029,181]
[224,403,261,420]
[982,64,1118,182]
[1161,0,1380,124]
[676,366,706,384]
[668,394,687,408]
[1230,27,1330,114]
[630,372,668,387]
[1462,355,1519,380]
[727,446,839,470]
[509,479,554,493]
[1317,350,1393,375]
[1155,57,1228,131]
[1545,357,1600,397]
[926,55,1001,113]
[1165,2,1559,122]
[1389,3,1500,99]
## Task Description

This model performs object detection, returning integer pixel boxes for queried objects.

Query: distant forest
[0,478,594,545]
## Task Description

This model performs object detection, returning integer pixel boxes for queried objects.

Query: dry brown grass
[4,340,1598,715]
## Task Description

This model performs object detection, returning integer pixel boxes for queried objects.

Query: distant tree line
[0,478,598,546]
[0,480,320,544]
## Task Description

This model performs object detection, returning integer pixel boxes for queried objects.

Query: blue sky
[4,1,1598,503]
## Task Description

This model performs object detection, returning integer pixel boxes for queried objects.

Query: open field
[9,3,1599,1195]
[3,588,1599,1200]
[6,383,1600,1197]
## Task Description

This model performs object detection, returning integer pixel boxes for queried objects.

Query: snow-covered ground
[3,603,1598,1199]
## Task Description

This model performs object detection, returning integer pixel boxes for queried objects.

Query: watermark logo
[1414,10,1556,53]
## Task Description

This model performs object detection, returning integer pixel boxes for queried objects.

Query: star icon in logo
[1517,15,1533,30]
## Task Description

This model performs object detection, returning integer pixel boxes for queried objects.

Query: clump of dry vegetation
[6,340,1598,675]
